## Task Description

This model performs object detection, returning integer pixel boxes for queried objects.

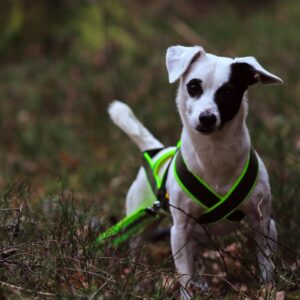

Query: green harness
[97,143,259,247]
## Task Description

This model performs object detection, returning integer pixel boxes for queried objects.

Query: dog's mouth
[195,124,217,135]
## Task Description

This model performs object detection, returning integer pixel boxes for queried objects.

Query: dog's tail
[108,100,163,151]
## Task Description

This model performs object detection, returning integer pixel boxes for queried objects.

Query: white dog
[108,45,283,299]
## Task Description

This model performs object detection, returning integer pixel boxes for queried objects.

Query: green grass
[0,0,299,298]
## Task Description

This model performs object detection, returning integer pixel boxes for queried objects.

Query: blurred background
[0,0,299,297]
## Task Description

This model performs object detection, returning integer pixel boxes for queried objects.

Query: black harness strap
[156,157,172,210]
[143,147,174,210]
[142,147,164,195]
[175,149,245,222]
[144,148,165,158]
[198,148,259,224]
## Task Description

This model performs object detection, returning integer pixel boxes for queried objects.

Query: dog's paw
[180,279,211,300]
[190,278,210,294]
[180,287,193,300]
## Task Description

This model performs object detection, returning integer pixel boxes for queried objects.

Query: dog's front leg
[168,175,209,299]
[254,217,278,284]
[171,223,196,300]
[248,198,278,285]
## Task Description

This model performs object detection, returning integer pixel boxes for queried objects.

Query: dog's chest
[167,144,255,222]
[185,148,245,195]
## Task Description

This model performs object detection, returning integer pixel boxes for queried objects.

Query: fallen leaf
[275,291,285,300]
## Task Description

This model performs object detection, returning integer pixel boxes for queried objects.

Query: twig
[0,208,20,212]
[59,267,114,282]
[257,197,264,229]
[63,255,114,278]
[88,276,113,300]
[170,18,212,48]
[0,280,54,297]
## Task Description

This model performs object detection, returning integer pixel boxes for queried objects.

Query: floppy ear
[233,56,283,85]
[166,45,205,83]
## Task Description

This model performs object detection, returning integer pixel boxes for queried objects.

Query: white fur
[166,45,205,83]
[108,100,163,151]
[234,56,283,84]
[109,46,282,299]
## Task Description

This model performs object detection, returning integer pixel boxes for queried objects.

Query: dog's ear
[233,57,283,85]
[166,45,205,83]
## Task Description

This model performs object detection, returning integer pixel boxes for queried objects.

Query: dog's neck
[180,98,251,195]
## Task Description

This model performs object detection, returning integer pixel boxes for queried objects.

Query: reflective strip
[97,207,160,247]
[143,147,176,191]
[153,148,176,188]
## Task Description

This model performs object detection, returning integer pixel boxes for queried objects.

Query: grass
[0,0,299,298]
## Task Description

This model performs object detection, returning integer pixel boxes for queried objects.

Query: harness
[97,143,259,247]
[174,147,259,224]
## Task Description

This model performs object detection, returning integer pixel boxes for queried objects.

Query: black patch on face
[215,62,259,127]
[186,79,203,98]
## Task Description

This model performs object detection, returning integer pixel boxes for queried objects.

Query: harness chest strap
[173,147,259,224]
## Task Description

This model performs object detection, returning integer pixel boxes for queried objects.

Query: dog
[108,45,283,299]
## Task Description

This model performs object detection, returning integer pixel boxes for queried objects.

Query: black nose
[199,113,217,127]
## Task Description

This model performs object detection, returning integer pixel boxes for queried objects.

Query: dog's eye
[187,79,203,98]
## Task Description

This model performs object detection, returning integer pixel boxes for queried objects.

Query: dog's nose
[199,113,217,127]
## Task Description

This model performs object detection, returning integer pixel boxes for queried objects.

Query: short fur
[108,45,282,299]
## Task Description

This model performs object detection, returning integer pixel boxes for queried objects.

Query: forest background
[0,0,299,299]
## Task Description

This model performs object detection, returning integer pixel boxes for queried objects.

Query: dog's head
[166,45,283,134]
